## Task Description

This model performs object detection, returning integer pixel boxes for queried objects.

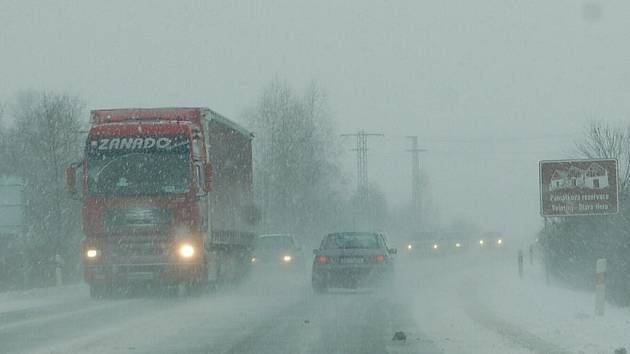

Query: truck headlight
[179,244,195,258]
[86,249,98,259]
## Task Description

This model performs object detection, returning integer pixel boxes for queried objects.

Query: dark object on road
[312,232,395,292]
[615,348,627,354]
[392,331,407,341]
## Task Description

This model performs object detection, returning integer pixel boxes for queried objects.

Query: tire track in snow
[461,281,573,354]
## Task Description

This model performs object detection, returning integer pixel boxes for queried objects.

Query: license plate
[340,257,364,264]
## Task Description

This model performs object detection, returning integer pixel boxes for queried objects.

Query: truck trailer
[66,107,256,297]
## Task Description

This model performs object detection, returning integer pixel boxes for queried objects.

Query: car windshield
[255,235,294,250]
[322,233,380,249]
[86,135,191,196]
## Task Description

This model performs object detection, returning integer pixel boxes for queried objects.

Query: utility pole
[341,130,383,227]
[406,136,427,232]
[341,130,384,192]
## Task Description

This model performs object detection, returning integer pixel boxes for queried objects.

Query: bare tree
[8,91,84,285]
[575,121,630,195]
[245,80,347,241]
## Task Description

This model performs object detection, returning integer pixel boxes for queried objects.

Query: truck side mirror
[66,165,77,194]
[204,163,213,192]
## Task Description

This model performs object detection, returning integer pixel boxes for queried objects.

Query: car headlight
[497,239,503,245]
[432,244,439,250]
[251,256,257,263]
[407,244,413,250]
[86,249,98,259]
[455,243,461,248]
[479,240,484,245]
[283,255,292,262]
[179,244,195,258]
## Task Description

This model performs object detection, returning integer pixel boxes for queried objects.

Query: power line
[406,136,427,226]
[341,130,384,191]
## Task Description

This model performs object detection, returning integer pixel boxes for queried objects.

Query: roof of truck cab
[91,107,253,138]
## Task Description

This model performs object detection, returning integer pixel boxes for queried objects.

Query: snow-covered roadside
[0,284,87,313]
[401,256,533,354]
[471,255,630,354]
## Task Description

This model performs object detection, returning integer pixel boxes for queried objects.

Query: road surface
[0,252,578,354]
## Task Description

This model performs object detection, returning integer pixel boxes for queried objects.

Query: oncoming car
[478,232,506,250]
[311,232,396,292]
[251,234,303,271]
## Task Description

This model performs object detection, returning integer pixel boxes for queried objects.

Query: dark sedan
[311,232,396,292]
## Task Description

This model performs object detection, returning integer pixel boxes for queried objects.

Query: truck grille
[106,208,172,233]
[108,237,172,257]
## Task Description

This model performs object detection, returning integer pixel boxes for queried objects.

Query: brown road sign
[539,159,619,216]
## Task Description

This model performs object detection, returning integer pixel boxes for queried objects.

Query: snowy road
[0,273,435,353]
[1,252,628,354]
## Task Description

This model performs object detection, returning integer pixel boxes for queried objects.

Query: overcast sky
[2,0,630,240]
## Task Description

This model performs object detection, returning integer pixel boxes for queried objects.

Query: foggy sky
[2,0,630,241]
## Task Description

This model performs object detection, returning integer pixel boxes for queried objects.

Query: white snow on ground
[403,252,630,354]
[478,255,630,354]
[402,255,532,354]
[2,254,629,354]
[0,284,86,313]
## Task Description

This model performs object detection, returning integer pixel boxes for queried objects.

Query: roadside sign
[539,159,618,216]
[0,176,25,234]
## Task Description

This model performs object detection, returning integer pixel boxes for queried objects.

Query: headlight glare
[179,244,195,258]
[86,249,98,258]
[283,255,292,262]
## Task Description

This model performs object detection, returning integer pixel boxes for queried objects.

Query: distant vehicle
[478,232,506,250]
[404,240,438,256]
[251,234,303,271]
[406,237,467,256]
[311,232,396,292]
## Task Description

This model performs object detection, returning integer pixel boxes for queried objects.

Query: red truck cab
[67,108,253,297]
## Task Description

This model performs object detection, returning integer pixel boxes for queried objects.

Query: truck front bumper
[85,261,204,285]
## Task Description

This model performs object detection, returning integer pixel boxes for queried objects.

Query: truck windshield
[86,135,191,196]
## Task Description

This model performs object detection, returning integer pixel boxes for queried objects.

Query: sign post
[595,258,606,316]
[540,159,619,217]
